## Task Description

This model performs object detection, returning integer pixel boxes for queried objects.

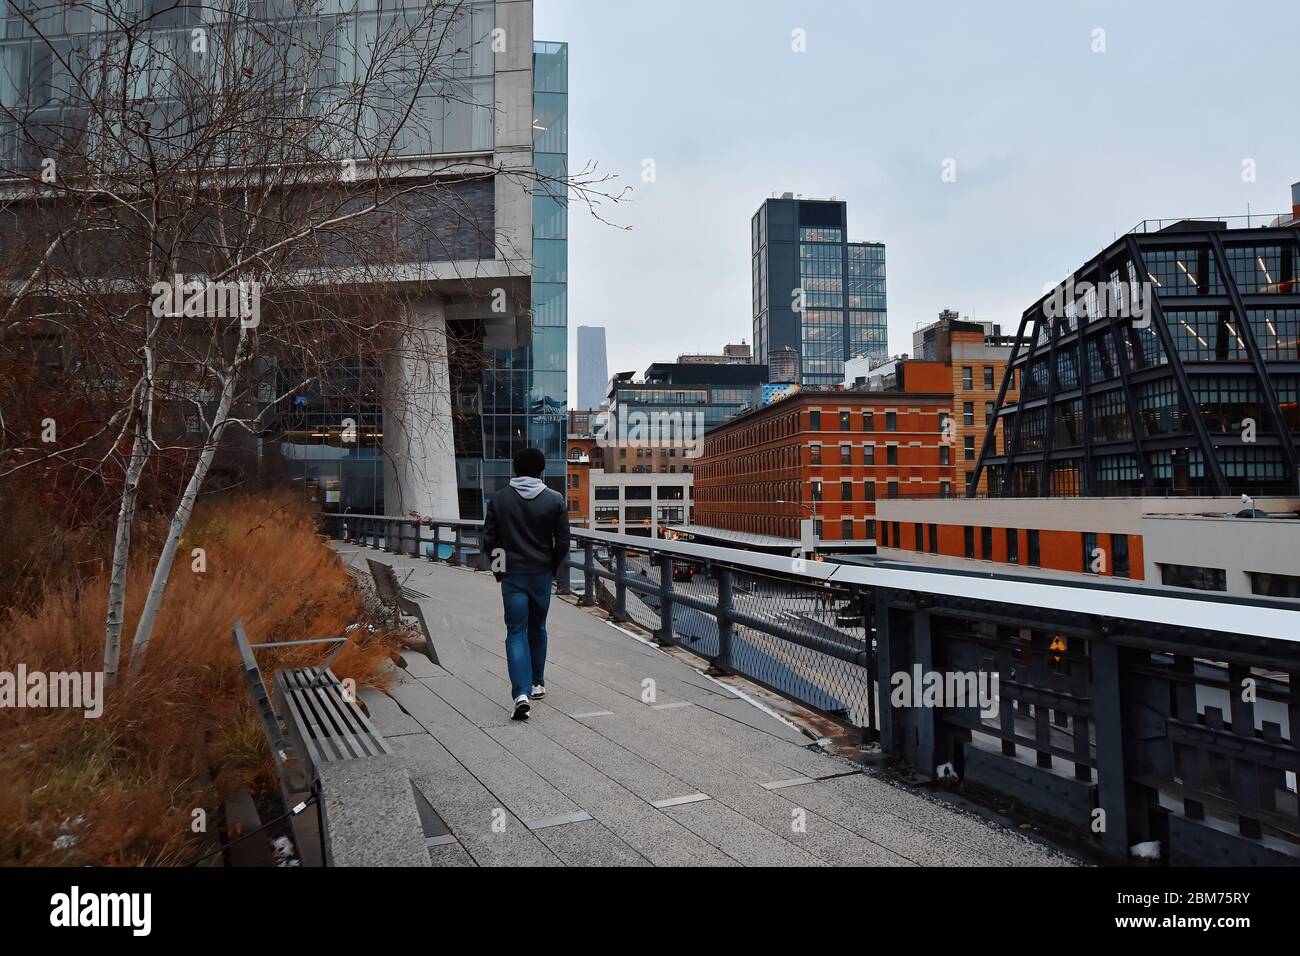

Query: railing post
[874,589,898,755]
[911,605,936,779]
[579,541,595,606]
[710,566,733,675]
[1091,635,1131,859]
[612,545,628,623]
[385,519,398,553]
[655,552,675,646]
[556,547,572,596]
[452,525,463,566]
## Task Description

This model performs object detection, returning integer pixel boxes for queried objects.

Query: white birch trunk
[127,332,248,678]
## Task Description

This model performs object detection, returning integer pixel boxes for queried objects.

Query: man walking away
[482,447,570,720]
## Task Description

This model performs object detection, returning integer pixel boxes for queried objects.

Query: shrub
[0,491,399,865]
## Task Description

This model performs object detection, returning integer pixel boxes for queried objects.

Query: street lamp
[776,497,819,554]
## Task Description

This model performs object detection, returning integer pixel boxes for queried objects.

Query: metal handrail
[322,511,1300,863]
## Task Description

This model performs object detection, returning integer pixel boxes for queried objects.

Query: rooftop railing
[1126,213,1294,234]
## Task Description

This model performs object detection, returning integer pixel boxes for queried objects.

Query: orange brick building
[692,389,952,547]
[565,411,605,527]
[883,315,1020,494]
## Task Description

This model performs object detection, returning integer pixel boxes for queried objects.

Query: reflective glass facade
[0,0,497,171]
[453,40,568,517]
[752,197,887,386]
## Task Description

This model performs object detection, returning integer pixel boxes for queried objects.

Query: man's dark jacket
[482,484,570,577]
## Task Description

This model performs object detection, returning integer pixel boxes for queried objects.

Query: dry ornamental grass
[0,492,401,866]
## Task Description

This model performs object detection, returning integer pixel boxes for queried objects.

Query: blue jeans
[500,572,552,700]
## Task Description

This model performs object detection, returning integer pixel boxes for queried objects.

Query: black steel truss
[971,222,1300,497]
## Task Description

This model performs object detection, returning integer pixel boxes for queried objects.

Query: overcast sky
[534,0,1300,397]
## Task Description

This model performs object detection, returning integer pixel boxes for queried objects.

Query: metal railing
[324,512,1300,866]
[1127,213,1294,234]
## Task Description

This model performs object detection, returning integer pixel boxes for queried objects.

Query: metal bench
[364,558,439,666]
[232,621,393,866]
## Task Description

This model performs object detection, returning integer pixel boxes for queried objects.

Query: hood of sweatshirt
[509,476,547,500]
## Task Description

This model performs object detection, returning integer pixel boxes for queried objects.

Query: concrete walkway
[340,547,1078,867]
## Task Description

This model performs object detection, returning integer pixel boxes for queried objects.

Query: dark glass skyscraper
[576,325,609,410]
[752,195,887,386]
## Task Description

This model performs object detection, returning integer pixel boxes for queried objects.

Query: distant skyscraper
[751,194,887,386]
[576,326,609,409]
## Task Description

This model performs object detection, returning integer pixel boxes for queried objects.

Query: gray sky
[535,0,1300,398]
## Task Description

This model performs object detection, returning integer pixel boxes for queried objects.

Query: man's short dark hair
[513,446,545,478]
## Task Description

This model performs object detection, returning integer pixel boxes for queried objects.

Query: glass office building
[454,39,568,516]
[972,217,1300,497]
[530,41,569,494]
[752,195,887,387]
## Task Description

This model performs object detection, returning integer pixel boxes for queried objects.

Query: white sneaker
[531,685,546,699]
[512,694,531,720]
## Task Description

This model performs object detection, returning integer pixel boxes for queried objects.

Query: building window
[839,411,851,430]
[962,367,973,389]
[810,444,822,465]
[963,402,974,426]
[881,522,891,547]
[842,518,854,540]
[866,519,876,539]
[963,526,975,559]
[1160,563,1227,591]
[1168,309,1244,362]
[809,410,821,430]
[1250,571,1300,598]
[914,522,923,550]
[1112,533,1130,578]
[886,411,897,431]
[811,480,822,501]
[1027,529,1041,567]
[841,480,853,501]
[1006,528,1019,564]
[985,401,994,420]
[839,444,852,464]
[928,524,938,554]
[863,411,874,431]
[940,445,951,465]
[1083,531,1099,574]
[864,444,875,464]
[983,366,994,389]
[887,445,898,465]
[865,481,876,501]
[1191,375,1264,434]
[963,436,975,460]
[980,526,992,559]
[1247,309,1300,360]
[1090,390,1133,442]
[940,480,952,498]
[891,521,900,546]
[814,519,823,539]
[888,480,899,499]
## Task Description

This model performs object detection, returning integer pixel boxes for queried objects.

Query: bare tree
[0,0,623,683]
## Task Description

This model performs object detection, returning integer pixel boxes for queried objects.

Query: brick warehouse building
[847,313,1022,495]
[690,389,951,550]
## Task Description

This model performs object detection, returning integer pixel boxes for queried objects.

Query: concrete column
[383,296,459,520]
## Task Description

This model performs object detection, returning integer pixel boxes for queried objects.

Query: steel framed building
[971,214,1300,498]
